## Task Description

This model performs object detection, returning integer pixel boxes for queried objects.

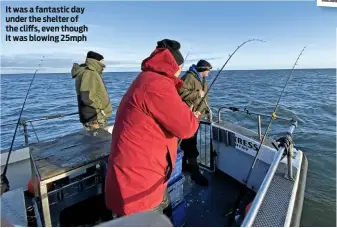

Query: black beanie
[156,39,184,66]
[196,60,212,72]
[87,51,104,61]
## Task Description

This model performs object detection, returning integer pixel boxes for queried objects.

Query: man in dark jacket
[105,39,200,216]
[71,51,113,132]
[178,60,212,186]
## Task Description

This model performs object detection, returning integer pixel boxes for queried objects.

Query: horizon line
[1,67,336,75]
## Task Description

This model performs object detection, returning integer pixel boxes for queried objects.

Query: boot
[188,158,208,186]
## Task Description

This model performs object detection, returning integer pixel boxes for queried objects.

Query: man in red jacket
[105,39,200,217]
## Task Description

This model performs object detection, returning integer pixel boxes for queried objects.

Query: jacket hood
[141,48,184,90]
[86,58,105,75]
[71,63,86,78]
[188,64,202,82]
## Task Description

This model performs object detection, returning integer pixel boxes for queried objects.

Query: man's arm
[145,81,199,139]
[178,75,200,101]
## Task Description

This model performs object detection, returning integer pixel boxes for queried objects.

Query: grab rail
[0,104,120,127]
[217,106,295,140]
[217,106,293,122]
[0,112,79,127]
[241,119,298,227]
[0,105,119,146]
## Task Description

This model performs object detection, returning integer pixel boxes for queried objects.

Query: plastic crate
[47,172,101,205]
[168,148,184,185]
[168,176,184,208]
[171,200,186,227]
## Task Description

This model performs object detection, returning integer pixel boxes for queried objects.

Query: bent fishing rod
[1,56,45,195]
[178,39,265,147]
[194,39,265,113]
[227,46,307,226]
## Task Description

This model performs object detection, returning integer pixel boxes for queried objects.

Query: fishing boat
[0,104,308,227]
[1,42,309,227]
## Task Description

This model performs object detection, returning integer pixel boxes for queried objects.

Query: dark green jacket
[71,58,112,124]
[178,70,210,119]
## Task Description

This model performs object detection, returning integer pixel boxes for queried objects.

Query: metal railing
[196,120,215,171]
[214,106,298,227]
[188,105,298,175]
[241,119,297,227]
[1,112,80,147]
[217,106,295,141]
[0,106,120,147]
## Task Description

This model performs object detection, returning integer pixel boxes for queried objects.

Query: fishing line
[181,51,190,70]
[227,46,306,226]
[1,56,45,195]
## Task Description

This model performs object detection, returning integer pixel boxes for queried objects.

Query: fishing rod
[178,39,265,146]
[227,46,306,226]
[1,56,45,195]
[193,39,265,113]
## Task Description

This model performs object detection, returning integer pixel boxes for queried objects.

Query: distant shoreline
[1,68,336,75]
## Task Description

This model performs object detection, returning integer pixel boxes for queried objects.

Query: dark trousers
[180,131,199,159]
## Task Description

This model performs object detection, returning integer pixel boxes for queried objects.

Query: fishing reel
[274,134,294,158]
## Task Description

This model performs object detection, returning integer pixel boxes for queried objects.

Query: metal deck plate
[253,162,298,227]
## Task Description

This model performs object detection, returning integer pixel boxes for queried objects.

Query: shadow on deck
[183,169,253,227]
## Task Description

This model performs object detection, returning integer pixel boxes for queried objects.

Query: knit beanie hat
[87,51,104,61]
[156,39,184,66]
[196,60,212,72]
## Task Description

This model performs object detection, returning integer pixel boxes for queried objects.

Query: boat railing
[196,119,214,171]
[1,112,81,146]
[216,105,295,140]
[241,119,298,227]
[0,103,120,147]
[214,106,298,226]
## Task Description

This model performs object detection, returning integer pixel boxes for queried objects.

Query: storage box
[168,176,184,208]
[168,148,184,185]
[171,200,186,227]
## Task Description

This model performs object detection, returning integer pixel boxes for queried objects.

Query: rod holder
[257,115,262,141]
[284,143,294,181]
[209,108,213,122]
[22,121,29,146]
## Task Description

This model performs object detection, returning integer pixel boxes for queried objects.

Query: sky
[0,0,336,74]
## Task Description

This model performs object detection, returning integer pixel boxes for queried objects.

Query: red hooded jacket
[105,48,199,215]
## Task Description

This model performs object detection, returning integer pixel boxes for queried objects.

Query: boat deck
[183,169,252,227]
[23,168,253,227]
